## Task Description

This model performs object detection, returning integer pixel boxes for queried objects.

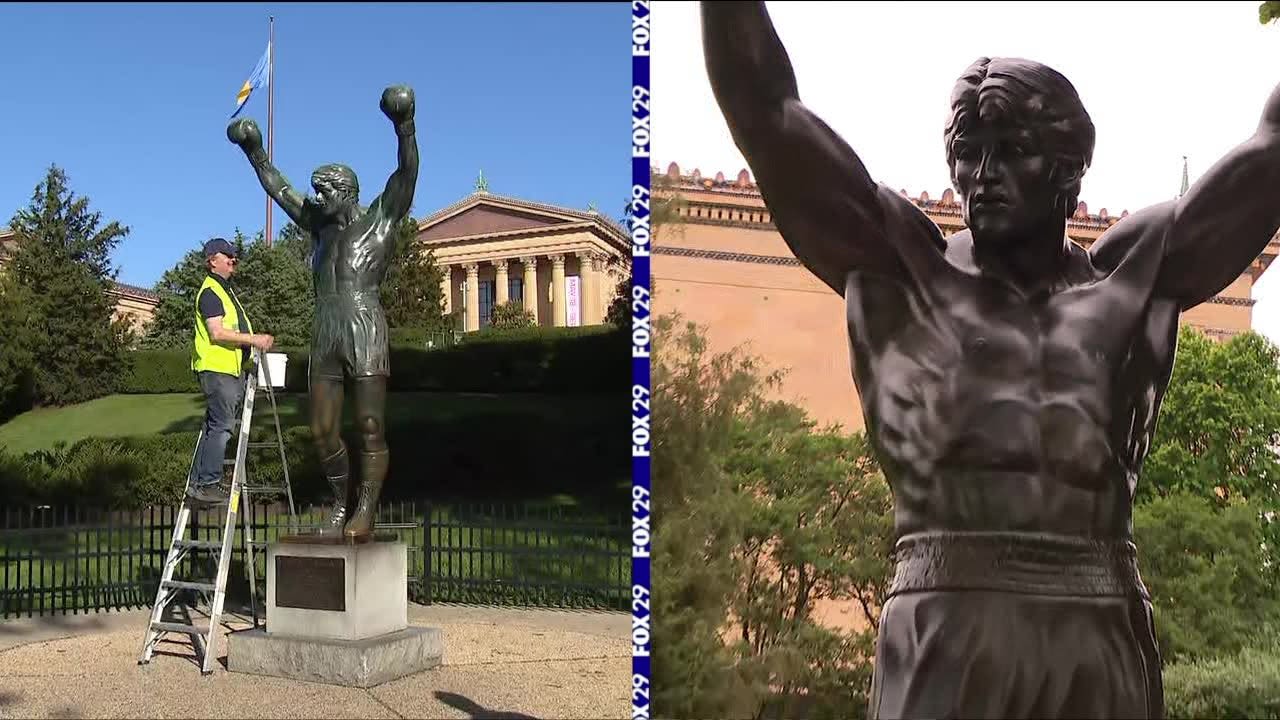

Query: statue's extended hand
[380,85,415,124]
[227,118,264,152]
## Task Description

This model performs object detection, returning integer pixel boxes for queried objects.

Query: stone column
[494,259,509,306]
[439,266,452,316]
[577,252,597,325]
[520,256,538,323]
[593,256,610,325]
[463,262,480,332]
[550,254,567,328]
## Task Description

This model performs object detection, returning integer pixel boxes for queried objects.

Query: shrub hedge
[1164,643,1280,718]
[117,326,626,394]
[0,393,629,510]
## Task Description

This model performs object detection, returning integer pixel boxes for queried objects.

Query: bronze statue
[702,3,1280,718]
[228,85,419,542]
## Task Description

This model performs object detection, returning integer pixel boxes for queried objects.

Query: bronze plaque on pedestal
[275,556,346,611]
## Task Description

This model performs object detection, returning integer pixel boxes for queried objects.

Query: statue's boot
[315,446,350,538]
[344,449,388,541]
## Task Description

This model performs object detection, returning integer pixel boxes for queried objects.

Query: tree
[605,257,634,330]
[6,165,132,406]
[723,401,892,719]
[274,222,312,265]
[145,228,314,349]
[234,230,314,348]
[651,313,894,720]
[0,275,38,422]
[141,246,210,349]
[380,216,449,332]
[1261,1,1280,24]
[1139,326,1280,508]
[1134,491,1279,664]
[488,301,535,330]
[651,313,777,719]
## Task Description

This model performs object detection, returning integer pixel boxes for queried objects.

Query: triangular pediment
[417,195,587,242]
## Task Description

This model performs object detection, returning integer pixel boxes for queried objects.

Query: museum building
[415,185,632,331]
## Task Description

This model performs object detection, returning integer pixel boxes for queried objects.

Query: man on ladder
[189,237,275,506]
[137,237,292,674]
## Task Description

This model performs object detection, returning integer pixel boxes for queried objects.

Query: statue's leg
[343,375,388,539]
[310,374,349,536]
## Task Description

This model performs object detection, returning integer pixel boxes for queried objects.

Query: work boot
[316,447,350,538]
[344,450,388,540]
[186,483,229,507]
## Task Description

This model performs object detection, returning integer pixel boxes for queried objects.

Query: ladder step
[243,484,287,493]
[162,580,217,593]
[174,539,223,551]
[151,621,209,636]
[246,442,279,449]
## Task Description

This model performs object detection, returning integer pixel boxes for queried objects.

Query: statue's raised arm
[1145,79,1280,310]
[372,85,419,223]
[701,1,942,295]
[227,118,310,230]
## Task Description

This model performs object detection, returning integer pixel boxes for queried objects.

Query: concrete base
[227,626,444,688]
[267,540,408,641]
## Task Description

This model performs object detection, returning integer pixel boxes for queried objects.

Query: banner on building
[566,276,581,327]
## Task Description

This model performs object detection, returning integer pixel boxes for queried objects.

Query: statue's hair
[311,164,360,204]
[944,57,1096,218]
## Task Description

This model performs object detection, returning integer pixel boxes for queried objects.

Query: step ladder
[138,349,298,674]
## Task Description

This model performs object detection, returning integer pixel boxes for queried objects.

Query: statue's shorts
[868,531,1164,720]
[309,291,390,381]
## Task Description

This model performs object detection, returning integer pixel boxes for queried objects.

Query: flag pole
[266,15,275,247]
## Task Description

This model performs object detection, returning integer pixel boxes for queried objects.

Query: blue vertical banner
[629,1,652,719]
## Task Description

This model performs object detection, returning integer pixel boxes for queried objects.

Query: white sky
[652,1,1280,342]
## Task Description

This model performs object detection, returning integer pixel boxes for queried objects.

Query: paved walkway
[0,604,630,719]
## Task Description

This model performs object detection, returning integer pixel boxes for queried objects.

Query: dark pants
[192,370,243,487]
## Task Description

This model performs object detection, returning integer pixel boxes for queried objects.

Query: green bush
[118,349,199,393]
[0,426,325,510]
[0,435,190,508]
[119,328,627,395]
[1134,492,1279,664]
[488,302,537,330]
[386,328,625,393]
[0,393,628,510]
[1165,643,1280,719]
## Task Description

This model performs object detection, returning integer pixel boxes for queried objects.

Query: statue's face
[309,172,356,219]
[951,122,1058,248]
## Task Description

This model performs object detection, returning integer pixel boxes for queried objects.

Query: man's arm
[200,289,272,351]
[206,317,272,351]
[374,85,419,222]
[702,1,936,295]
[1156,80,1280,310]
[227,118,310,230]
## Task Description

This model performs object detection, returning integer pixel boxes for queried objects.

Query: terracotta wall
[653,179,1271,431]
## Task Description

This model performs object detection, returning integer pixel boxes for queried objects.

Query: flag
[231,42,271,118]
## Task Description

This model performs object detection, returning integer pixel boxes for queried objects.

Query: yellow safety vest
[192,276,254,376]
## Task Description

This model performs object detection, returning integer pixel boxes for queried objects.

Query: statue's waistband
[315,290,382,308]
[887,531,1149,600]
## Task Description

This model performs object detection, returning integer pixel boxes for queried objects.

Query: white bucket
[257,352,289,388]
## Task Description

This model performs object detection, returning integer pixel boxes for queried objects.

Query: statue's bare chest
[846,265,1166,479]
[311,215,388,289]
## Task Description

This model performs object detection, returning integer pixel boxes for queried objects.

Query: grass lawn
[0,391,613,455]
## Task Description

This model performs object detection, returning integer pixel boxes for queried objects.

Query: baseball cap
[203,238,237,259]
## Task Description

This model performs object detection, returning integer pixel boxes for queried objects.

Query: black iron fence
[0,500,630,619]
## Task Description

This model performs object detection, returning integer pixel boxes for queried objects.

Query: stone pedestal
[227,539,443,687]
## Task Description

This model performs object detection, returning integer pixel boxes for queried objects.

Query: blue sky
[0,2,630,288]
